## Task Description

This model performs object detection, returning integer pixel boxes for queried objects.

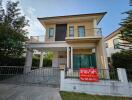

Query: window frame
[105,43,108,48]
[78,26,85,37]
[48,28,54,38]
[113,38,119,49]
[69,26,74,37]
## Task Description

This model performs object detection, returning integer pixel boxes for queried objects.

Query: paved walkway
[0,84,62,100]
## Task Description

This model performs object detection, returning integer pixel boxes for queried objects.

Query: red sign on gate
[80,68,99,82]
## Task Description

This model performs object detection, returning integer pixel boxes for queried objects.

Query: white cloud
[24,6,45,36]
[3,0,44,37]
[27,7,36,17]
[10,0,19,2]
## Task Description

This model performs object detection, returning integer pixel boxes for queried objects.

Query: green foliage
[119,10,132,43]
[44,52,53,60]
[118,0,132,49]
[0,56,25,66]
[0,56,52,67]
[111,50,132,69]
[43,58,52,67]
[0,1,28,57]
[60,91,132,100]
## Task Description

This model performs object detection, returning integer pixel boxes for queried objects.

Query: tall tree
[118,0,132,50]
[0,0,4,22]
[0,1,28,57]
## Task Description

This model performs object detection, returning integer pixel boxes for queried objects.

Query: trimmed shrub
[0,56,52,67]
[43,58,52,67]
[111,50,132,69]
[0,56,25,66]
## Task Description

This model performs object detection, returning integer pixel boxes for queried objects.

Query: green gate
[73,54,96,70]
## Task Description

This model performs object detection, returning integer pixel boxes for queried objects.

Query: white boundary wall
[60,68,132,97]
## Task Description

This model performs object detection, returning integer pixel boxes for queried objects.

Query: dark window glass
[73,54,96,70]
[113,38,119,49]
[78,26,85,37]
[69,26,74,37]
[55,24,67,41]
[106,43,108,48]
[49,28,54,37]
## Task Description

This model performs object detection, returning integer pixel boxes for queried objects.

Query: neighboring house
[104,27,122,59]
[24,12,108,73]
[105,27,131,68]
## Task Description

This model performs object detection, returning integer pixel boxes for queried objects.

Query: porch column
[96,38,109,79]
[67,47,69,68]
[24,48,33,74]
[71,47,73,69]
[95,46,101,69]
[39,52,44,68]
[93,19,97,36]
[102,38,109,79]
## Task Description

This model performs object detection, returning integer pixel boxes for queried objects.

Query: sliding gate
[0,66,60,87]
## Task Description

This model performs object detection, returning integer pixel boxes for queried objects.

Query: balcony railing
[66,28,102,38]
[29,28,102,43]
[30,35,45,43]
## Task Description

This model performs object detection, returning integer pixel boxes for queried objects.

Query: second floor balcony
[66,28,102,43]
[29,28,102,43]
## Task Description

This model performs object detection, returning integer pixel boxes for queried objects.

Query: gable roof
[38,12,107,26]
[104,27,123,41]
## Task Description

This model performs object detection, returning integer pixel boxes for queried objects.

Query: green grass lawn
[60,91,132,100]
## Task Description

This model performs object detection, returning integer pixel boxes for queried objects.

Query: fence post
[60,69,65,91]
[117,68,128,83]
[117,68,130,96]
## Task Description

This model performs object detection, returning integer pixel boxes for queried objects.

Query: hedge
[111,50,132,69]
[0,56,52,67]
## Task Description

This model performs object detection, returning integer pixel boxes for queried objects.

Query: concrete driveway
[0,84,62,100]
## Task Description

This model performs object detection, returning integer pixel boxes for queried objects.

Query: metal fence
[65,68,118,80]
[0,66,23,81]
[0,66,60,87]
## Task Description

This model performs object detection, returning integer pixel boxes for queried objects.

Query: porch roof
[27,41,96,51]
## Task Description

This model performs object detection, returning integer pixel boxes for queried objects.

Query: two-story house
[104,27,131,68]
[24,12,108,73]
[105,27,122,59]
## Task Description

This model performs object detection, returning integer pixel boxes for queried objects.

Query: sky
[3,0,131,37]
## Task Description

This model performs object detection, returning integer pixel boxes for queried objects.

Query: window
[106,43,108,48]
[49,28,54,37]
[113,38,119,49]
[73,54,96,70]
[69,26,74,37]
[78,26,85,37]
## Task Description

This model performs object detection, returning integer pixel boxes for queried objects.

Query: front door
[73,54,96,70]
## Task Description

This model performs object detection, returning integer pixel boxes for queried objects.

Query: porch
[25,40,107,73]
